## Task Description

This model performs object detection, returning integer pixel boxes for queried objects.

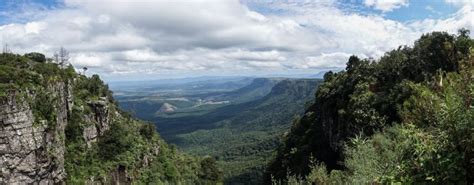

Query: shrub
[24,52,46,63]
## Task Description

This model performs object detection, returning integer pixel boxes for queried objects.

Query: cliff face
[0,81,113,184]
[0,82,69,184]
[0,53,222,184]
[82,98,111,147]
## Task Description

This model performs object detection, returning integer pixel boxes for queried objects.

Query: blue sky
[0,0,59,23]
[0,0,472,81]
[381,0,459,21]
[0,0,465,25]
[245,0,461,21]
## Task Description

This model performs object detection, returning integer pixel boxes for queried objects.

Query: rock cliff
[82,98,111,147]
[0,82,69,184]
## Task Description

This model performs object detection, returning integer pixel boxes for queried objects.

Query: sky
[0,0,473,81]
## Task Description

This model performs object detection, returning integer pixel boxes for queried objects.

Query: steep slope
[158,79,322,184]
[0,80,70,183]
[0,53,222,184]
[266,31,473,184]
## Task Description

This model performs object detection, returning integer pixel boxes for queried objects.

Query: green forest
[266,30,473,184]
[117,78,321,184]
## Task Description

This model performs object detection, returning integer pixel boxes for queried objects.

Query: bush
[199,156,223,183]
[140,123,157,140]
[32,90,57,127]
[98,122,134,160]
[24,52,46,63]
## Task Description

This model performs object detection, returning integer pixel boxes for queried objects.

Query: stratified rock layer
[0,82,69,184]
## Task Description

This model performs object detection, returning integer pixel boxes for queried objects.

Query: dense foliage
[267,30,473,184]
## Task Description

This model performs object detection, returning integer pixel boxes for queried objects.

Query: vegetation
[0,52,223,184]
[4,29,471,185]
[267,29,473,184]
[120,78,321,184]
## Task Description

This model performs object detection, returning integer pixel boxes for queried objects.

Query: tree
[140,123,156,140]
[25,52,46,63]
[82,67,88,75]
[199,156,223,182]
[345,55,361,72]
[53,52,59,64]
[2,44,11,54]
[53,47,69,66]
[58,47,69,66]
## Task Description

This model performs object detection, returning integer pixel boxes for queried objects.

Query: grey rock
[0,82,70,184]
[83,97,111,147]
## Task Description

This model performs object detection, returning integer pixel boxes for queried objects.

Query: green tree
[24,52,46,63]
[199,156,223,183]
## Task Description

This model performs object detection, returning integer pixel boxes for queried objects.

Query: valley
[113,77,322,184]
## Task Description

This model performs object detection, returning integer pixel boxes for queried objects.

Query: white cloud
[363,0,409,12]
[0,0,472,80]
[245,61,284,69]
[72,53,106,67]
[445,0,474,7]
[301,52,354,69]
[213,49,286,61]
[408,5,474,35]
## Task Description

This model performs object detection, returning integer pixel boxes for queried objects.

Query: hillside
[0,53,222,184]
[266,30,473,184]
[150,78,322,184]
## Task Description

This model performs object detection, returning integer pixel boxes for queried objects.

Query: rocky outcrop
[157,103,177,113]
[82,97,111,147]
[0,82,70,184]
[108,165,132,185]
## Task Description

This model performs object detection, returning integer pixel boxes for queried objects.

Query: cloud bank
[0,0,472,80]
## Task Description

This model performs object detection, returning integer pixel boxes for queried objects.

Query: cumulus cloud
[0,0,472,80]
[302,52,355,69]
[409,5,473,35]
[444,0,474,7]
[363,0,409,12]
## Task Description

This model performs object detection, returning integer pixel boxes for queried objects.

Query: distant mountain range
[109,72,333,92]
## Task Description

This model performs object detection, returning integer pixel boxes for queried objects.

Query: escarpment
[0,80,111,184]
[0,53,222,184]
[0,82,70,184]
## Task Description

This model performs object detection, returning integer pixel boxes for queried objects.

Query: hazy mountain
[110,76,254,94]
[115,77,280,121]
